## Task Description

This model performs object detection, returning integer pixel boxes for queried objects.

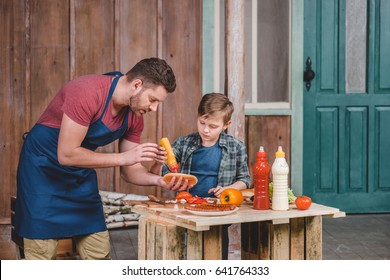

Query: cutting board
[121,200,178,208]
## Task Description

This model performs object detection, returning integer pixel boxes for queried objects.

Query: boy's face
[197,114,230,146]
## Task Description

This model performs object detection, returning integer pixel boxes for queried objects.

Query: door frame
[290,0,304,196]
[202,0,305,196]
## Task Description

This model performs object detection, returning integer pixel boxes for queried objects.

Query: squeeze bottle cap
[259,146,264,152]
[169,163,179,173]
[275,146,285,157]
[257,146,266,157]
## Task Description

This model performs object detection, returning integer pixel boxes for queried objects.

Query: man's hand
[121,143,165,166]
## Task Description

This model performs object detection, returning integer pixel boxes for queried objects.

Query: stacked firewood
[99,190,148,229]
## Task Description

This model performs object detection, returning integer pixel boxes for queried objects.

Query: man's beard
[129,90,147,115]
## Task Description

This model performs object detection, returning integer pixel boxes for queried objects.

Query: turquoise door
[303,0,390,213]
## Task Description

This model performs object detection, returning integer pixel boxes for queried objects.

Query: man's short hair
[126,58,176,93]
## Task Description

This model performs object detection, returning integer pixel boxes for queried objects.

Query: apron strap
[103,71,123,77]
[22,132,29,141]
[98,75,123,121]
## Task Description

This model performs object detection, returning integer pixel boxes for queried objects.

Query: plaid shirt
[162,132,250,188]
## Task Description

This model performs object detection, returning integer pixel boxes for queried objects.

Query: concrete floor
[322,214,390,260]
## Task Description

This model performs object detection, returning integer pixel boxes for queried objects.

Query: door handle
[304,57,315,91]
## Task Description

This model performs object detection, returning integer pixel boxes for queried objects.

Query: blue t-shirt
[190,142,222,197]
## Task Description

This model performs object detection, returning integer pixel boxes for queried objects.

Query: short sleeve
[61,75,109,126]
[122,113,144,143]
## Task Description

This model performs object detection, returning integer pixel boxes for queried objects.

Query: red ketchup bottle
[253,146,271,210]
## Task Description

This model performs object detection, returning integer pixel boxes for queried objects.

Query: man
[15,58,188,260]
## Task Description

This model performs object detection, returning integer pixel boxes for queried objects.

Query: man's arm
[57,114,161,168]
[119,138,190,191]
[119,138,163,186]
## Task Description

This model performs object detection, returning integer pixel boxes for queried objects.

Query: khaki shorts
[24,230,111,260]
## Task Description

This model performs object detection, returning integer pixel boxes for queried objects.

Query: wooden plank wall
[120,0,203,197]
[246,116,291,187]
[0,0,202,220]
[0,0,290,221]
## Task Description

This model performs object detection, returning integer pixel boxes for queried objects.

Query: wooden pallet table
[132,202,344,260]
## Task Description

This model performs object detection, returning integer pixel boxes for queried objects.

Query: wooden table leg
[139,217,187,260]
[241,222,259,259]
[203,225,222,260]
[270,223,290,260]
[242,221,290,260]
[305,216,322,260]
[146,219,157,259]
[137,217,147,260]
[155,222,186,260]
[241,221,271,260]
[290,218,305,260]
[187,230,203,260]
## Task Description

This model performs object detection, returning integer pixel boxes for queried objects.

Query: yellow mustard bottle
[159,137,179,173]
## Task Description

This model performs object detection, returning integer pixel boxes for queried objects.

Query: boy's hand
[208,186,224,198]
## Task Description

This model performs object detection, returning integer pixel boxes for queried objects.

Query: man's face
[129,85,168,116]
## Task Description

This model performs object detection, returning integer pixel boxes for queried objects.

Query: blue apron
[15,72,128,239]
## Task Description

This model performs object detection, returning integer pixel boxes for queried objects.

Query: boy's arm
[234,142,251,188]
[209,140,251,197]
[209,181,247,197]
[225,181,247,190]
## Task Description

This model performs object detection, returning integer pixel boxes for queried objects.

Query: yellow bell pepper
[220,188,244,206]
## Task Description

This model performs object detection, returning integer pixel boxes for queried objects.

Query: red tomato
[176,191,192,201]
[186,196,207,204]
[295,195,312,210]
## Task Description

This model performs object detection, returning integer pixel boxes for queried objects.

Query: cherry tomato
[186,196,207,204]
[295,195,312,210]
[175,191,192,201]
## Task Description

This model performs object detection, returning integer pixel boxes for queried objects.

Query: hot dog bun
[163,173,198,188]
[241,188,254,198]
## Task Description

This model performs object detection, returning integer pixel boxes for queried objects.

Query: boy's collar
[195,132,228,148]
[218,132,228,148]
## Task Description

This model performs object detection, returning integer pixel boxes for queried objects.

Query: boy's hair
[125,57,176,93]
[198,93,234,124]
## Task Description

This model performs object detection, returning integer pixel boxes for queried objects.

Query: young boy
[161,92,250,259]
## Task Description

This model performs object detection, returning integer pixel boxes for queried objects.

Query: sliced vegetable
[175,191,192,201]
[219,188,244,206]
[187,196,207,204]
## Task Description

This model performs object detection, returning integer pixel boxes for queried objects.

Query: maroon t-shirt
[37,75,143,143]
